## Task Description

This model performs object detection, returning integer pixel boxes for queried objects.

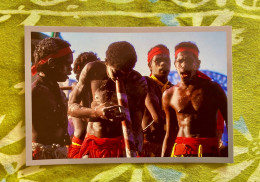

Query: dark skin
[68,61,146,152]
[142,54,171,156]
[143,54,171,133]
[70,82,89,141]
[32,54,73,145]
[161,51,227,157]
[149,54,171,83]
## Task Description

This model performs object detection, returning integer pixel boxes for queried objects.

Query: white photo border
[25,26,233,166]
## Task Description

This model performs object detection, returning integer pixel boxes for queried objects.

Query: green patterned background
[0,0,259,181]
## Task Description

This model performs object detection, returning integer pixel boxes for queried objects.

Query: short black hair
[105,41,137,71]
[33,37,71,73]
[175,41,199,59]
[148,44,169,67]
[73,52,100,80]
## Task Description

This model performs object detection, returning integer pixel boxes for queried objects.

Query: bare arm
[68,64,101,119]
[161,89,177,157]
[143,92,160,127]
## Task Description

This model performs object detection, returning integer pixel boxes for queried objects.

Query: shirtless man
[161,42,227,157]
[68,41,147,158]
[142,44,173,157]
[68,52,100,158]
[31,37,73,159]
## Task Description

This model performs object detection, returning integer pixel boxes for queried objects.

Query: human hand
[95,105,126,122]
[103,105,126,122]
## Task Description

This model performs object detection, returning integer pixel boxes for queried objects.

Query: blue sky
[43,31,227,80]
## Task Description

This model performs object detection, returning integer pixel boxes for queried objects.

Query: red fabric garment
[32,142,41,160]
[196,71,211,80]
[175,47,199,58]
[31,47,73,76]
[78,134,125,158]
[217,111,224,131]
[67,136,83,158]
[147,47,169,63]
[173,137,219,156]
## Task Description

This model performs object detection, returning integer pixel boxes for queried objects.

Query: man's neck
[152,75,168,84]
[39,72,58,85]
[180,75,198,88]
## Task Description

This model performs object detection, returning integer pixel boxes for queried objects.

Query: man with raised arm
[142,44,173,157]
[68,52,100,158]
[31,37,73,159]
[161,42,227,157]
[68,41,147,158]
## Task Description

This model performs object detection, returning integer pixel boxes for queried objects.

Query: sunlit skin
[68,61,122,138]
[161,51,227,157]
[68,61,147,153]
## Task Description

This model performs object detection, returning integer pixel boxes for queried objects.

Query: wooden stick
[60,86,72,90]
[115,79,137,157]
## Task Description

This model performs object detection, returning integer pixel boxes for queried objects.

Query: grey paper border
[25,26,233,166]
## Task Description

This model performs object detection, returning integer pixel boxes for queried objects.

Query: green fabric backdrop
[0,0,259,181]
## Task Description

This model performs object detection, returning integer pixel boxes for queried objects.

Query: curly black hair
[147,44,169,67]
[105,41,137,71]
[33,37,71,74]
[73,52,100,80]
[175,41,199,58]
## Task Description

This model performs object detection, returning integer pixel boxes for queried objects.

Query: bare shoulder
[162,86,176,104]
[127,70,148,96]
[78,61,106,83]
[204,79,224,93]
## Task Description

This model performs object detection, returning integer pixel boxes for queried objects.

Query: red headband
[148,47,169,63]
[31,47,72,76]
[175,47,199,58]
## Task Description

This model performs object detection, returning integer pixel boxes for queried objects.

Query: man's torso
[170,78,220,138]
[81,61,147,139]
[32,76,70,145]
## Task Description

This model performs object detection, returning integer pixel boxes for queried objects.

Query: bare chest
[171,87,205,113]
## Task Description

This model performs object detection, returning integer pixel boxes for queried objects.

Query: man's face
[174,51,200,82]
[150,54,171,79]
[53,54,73,82]
[106,64,132,81]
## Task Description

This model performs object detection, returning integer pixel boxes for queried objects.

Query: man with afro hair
[31,37,73,159]
[68,41,148,158]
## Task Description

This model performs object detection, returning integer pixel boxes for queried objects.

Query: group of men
[31,37,227,160]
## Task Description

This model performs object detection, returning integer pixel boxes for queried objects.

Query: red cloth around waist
[78,134,125,158]
[173,137,219,156]
[68,136,83,158]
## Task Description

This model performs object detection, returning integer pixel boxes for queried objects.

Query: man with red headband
[31,37,73,159]
[68,41,147,158]
[142,44,174,157]
[161,41,227,157]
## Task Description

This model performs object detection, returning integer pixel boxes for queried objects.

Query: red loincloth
[67,136,83,158]
[78,134,125,158]
[172,137,219,157]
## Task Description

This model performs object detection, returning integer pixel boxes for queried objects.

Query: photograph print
[25,26,232,165]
